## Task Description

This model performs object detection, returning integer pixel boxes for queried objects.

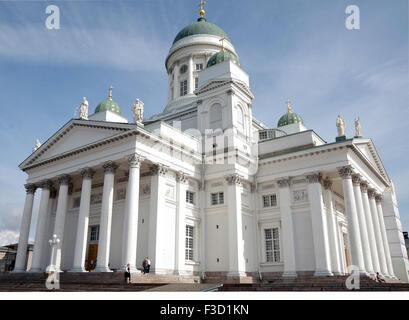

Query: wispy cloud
[0,25,169,72]
[0,230,20,247]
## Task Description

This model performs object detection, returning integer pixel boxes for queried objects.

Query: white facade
[13,11,409,283]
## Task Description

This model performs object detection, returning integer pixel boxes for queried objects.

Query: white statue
[32,139,41,153]
[355,117,362,137]
[336,114,346,137]
[131,98,144,123]
[75,97,89,120]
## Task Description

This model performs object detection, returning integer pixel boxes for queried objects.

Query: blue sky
[0,0,407,245]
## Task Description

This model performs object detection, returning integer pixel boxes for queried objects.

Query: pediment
[195,79,254,99]
[20,120,135,170]
[353,139,389,182]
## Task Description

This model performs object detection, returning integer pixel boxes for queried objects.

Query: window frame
[185,225,194,262]
[180,79,188,97]
[264,227,281,263]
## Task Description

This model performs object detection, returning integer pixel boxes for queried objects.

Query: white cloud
[0,230,19,247]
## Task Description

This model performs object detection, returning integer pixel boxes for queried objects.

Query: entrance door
[86,244,98,271]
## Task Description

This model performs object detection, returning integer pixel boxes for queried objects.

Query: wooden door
[86,244,98,271]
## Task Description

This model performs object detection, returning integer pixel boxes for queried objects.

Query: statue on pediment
[75,97,89,120]
[336,114,346,137]
[131,98,144,123]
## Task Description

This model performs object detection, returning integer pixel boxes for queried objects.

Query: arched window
[236,105,244,132]
[209,103,223,131]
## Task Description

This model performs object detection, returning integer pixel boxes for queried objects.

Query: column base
[28,268,45,273]
[11,269,27,274]
[332,272,343,276]
[282,271,297,278]
[92,267,113,273]
[68,267,88,273]
[227,271,247,278]
[174,270,190,276]
[46,266,63,274]
[314,270,334,277]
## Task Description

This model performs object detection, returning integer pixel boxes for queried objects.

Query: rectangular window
[185,225,194,261]
[180,80,188,96]
[211,192,224,205]
[265,228,280,263]
[90,226,100,242]
[195,77,199,89]
[263,194,277,208]
[186,191,195,205]
[196,63,203,71]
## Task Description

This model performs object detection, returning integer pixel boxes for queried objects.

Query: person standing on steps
[124,263,131,284]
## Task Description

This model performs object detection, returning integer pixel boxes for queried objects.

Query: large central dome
[173,18,230,45]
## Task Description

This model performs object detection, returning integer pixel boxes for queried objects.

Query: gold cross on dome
[286,99,292,113]
[108,85,114,100]
[198,0,206,18]
[219,36,227,51]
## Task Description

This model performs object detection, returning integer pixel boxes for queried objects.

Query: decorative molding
[323,178,333,190]
[24,184,37,195]
[338,166,353,179]
[40,180,53,190]
[368,189,376,199]
[375,194,383,204]
[128,154,144,168]
[293,190,308,203]
[352,174,361,186]
[225,174,242,186]
[57,175,72,186]
[150,164,169,177]
[277,178,291,189]
[103,161,119,174]
[81,168,95,180]
[360,181,369,193]
[306,173,322,184]
[176,171,189,185]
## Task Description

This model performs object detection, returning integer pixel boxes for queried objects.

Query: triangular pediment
[353,139,390,182]
[195,79,254,99]
[20,119,136,170]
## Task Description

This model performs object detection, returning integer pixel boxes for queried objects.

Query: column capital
[39,180,53,190]
[151,164,169,176]
[198,181,205,191]
[128,154,144,168]
[176,171,189,185]
[50,187,58,199]
[306,173,322,184]
[352,174,362,186]
[360,181,369,193]
[225,173,242,186]
[338,165,354,179]
[81,168,95,180]
[375,194,383,204]
[368,188,376,199]
[277,178,291,188]
[24,184,37,194]
[323,178,333,190]
[57,174,72,186]
[103,161,119,174]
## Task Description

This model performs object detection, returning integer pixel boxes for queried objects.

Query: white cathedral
[12,4,409,283]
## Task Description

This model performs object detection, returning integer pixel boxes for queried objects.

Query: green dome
[207,50,240,68]
[278,111,304,128]
[95,98,122,116]
[173,18,230,45]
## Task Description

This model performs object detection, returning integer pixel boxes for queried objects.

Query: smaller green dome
[207,50,240,68]
[95,98,122,116]
[278,111,304,128]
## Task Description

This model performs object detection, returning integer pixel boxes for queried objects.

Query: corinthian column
[147,164,168,274]
[360,182,381,274]
[307,173,333,277]
[70,168,95,272]
[226,174,246,277]
[375,195,394,277]
[94,161,118,272]
[323,178,343,275]
[368,189,388,276]
[120,155,143,273]
[277,178,297,277]
[338,166,366,274]
[352,175,374,275]
[175,171,189,275]
[30,180,53,272]
[53,174,72,272]
[13,184,37,273]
